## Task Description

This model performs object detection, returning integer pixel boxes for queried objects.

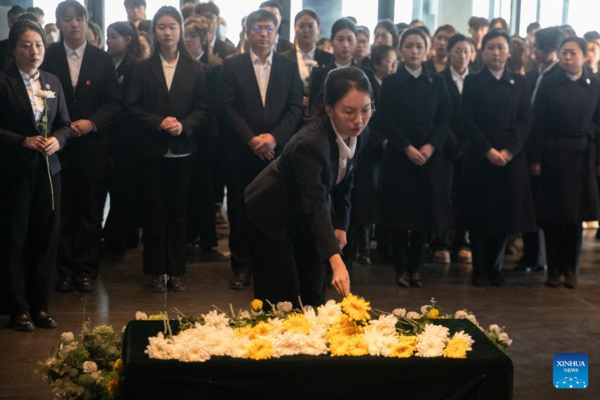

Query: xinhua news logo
[553,353,588,389]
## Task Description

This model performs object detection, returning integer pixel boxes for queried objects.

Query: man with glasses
[195,2,236,61]
[220,9,303,291]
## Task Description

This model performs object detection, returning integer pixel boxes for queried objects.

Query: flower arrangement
[144,296,512,362]
[36,322,123,400]
[35,88,56,210]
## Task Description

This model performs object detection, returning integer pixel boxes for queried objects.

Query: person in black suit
[529,37,600,289]
[378,29,452,288]
[518,27,565,272]
[42,1,121,293]
[259,1,293,54]
[282,9,333,131]
[308,18,379,114]
[103,21,142,254]
[183,17,227,261]
[0,20,70,331]
[124,0,151,32]
[0,6,25,71]
[246,67,373,307]
[458,30,536,287]
[220,9,303,291]
[195,2,236,61]
[360,19,398,69]
[126,6,208,293]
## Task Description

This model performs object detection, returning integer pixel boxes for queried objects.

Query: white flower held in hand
[83,361,98,373]
[36,90,56,99]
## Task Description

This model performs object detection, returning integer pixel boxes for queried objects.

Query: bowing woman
[126,6,208,293]
[0,20,70,331]
[458,30,535,287]
[245,67,373,307]
[378,28,452,288]
[530,37,600,289]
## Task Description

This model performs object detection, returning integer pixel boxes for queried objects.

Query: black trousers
[57,148,110,280]
[5,161,60,315]
[540,222,582,274]
[392,230,426,274]
[213,136,226,205]
[520,230,547,267]
[250,222,326,308]
[186,137,218,248]
[141,155,195,276]
[470,233,508,273]
[225,159,267,274]
[343,223,371,273]
[104,145,142,250]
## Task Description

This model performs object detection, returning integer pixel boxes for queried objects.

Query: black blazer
[0,39,8,72]
[0,67,70,177]
[525,62,561,100]
[281,46,334,70]
[199,51,224,139]
[109,53,139,147]
[125,53,208,157]
[213,39,237,61]
[245,118,369,260]
[42,42,121,151]
[440,66,470,152]
[276,37,293,53]
[220,51,303,162]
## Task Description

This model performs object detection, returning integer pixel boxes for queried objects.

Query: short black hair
[195,2,219,17]
[294,9,319,27]
[526,22,540,34]
[371,44,395,66]
[561,36,588,57]
[415,25,430,38]
[468,16,488,30]
[489,17,508,31]
[375,19,399,46]
[345,16,357,25]
[584,31,600,42]
[560,24,577,38]
[396,22,410,32]
[245,9,279,32]
[260,1,282,14]
[357,26,370,40]
[399,28,428,49]
[6,19,46,70]
[8,5,25,16]
[124,0,146,8]
[434,24,456,38]
[535,27,565,53]
[447,33,470,52]
[331,18,357,41]
[17,13,40,24]
[56,1,88,24]
[27,7,44,16]
[482,29,511,50]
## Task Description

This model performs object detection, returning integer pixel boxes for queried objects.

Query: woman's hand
[530,162,541,176]
[486,148,507,167]
[329,254,351,297]
[419,144,435,161]
[405,145,427,166]
[499,149,513,163]
[23,136,46,152]
[44,137,60,155]
[334,229,347,250]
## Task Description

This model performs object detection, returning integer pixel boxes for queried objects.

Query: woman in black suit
[103,21,142,253]
[245,67,373,307]
[0,20,70,331]
[378,28,452,288]
[126,6,208,293]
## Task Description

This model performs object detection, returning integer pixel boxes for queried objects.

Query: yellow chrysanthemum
[329,334,369,356]
[113,358,123,372]
[246,338,273,360]
[283,313,311,334]
[148,314,165,321]
[234,325,254,339]
[426,308,439,319]
[340,294,371,321]
[252,321,275,337]
[326,315,362,342]
[251,299,263,311]
[443,337,470,359]
[107,378,119,393]
[389,336,418,358]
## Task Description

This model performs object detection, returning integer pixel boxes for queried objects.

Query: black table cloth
[122,319,513,400]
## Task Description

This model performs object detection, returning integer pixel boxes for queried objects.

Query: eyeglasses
[335,104,375,121]
[252,25,274,34]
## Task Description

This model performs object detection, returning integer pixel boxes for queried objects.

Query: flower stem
[45,154,55,211]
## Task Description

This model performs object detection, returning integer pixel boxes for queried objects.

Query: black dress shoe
[31,310,57,329]
[409,273,423,288]
[488,271,506,287]
[10,313,35,332]
[77,277,95,292]
[229,272,251,290]
[167,276,186,292]
[56,277,74,292]
[150,275,167,293]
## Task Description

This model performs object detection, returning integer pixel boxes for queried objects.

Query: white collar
[250,48,273,66]
[195,49,205,62]
[450,65,468,81]
[405,65,422,78]
[567,71,583,81]
[64,40,86,58]
[19,69,40,82]
[297,45,316,60]
[160,51,179,68]
[539,60,558,75]
[488,67,503,80]
[274,34,279,44]
[210,36,216,48]
[335,59,352,68]
[331,121,357,160]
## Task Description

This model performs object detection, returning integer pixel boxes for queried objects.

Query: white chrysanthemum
[415,324,450,357]
[303,307,318,327]
[406,311,421,319]
[135,311,148,321]
[392,308,406,317]
[466,314,479,326]
[421,305,430,314]
[316,300,342,326]
[202,310,230,329]
[277,302,293,312]
[497,332,513,346]
[271,331,328,357]
[238,310,251,319]
[83,361,98,373]
[454,310,468,319]
[452,330,474,347]
[488,324,502,334]
[364,328,398,356]
[368,315,398,336]
[61,332,75,342]
[267,317,285,334]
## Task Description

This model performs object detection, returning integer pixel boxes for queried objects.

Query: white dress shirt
[531,61,558,103]
[405,65,422,78]
[567,71,583,81]
[64,40,86,90]
[450,66,468,94]
[250,48,273,106]
[335,60,352,69]
[295,46,316,83]
[332,121,357,185]
[19,70,44,124]
[159,52,190,158]
[489,67,503,80]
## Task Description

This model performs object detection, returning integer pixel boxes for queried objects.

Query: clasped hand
[23,135,59,155]
[486,148,513,167]
[160,117,183,136]
[405,144,435,166]
[70,119,94,137]
[248,133,276,160]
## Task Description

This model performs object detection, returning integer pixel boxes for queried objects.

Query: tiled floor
[1,228,599,399]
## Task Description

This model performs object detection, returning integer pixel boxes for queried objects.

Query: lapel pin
[45,84,50,89]
[428,77,433,83]
[509,79,515,85]
[86,80,91,86]
[586,78,591,85]
[118,75,125,84]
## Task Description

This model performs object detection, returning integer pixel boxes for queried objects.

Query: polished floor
[1,226,599,400]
